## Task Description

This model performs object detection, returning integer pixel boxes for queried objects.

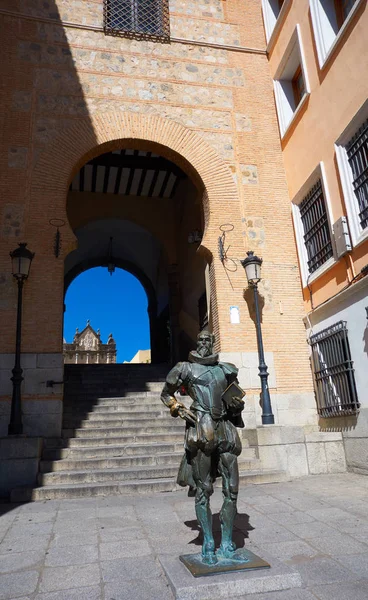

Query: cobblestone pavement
[0,473,368,600]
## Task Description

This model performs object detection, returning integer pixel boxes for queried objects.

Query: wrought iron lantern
[241,250,262,285]
[10,243,34,281]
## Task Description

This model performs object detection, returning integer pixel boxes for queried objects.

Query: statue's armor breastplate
[186,363,227,419]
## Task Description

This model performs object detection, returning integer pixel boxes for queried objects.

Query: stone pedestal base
[160,549,302,600]
[179,548,270,577]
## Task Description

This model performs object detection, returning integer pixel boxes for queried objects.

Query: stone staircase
[11,364,288,501]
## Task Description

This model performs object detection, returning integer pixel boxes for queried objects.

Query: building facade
[0,0,365,478]
[264,0,368,473]
[63,322,117,364]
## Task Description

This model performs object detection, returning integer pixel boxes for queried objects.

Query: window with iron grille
[299,179,333,274]
[104,0,170,40]
[310,321,360,418]
[346,117,368,231]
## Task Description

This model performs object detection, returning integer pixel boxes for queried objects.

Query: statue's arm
[161,363,196,425]
[161,363,184,409]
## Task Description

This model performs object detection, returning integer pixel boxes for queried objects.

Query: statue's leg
[217,452,239,558]
[191,450,217,565]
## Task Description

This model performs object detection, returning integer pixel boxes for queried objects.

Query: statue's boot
[195,495,217,565]
[217,494,237,559]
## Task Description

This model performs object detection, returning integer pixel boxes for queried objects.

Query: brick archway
[29,111,239,255]
[27,111,243,353]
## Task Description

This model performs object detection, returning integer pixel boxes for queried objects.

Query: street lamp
[8,243,35,435]
[241,251,274,425]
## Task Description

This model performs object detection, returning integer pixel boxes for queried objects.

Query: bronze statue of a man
[161,331,245,565]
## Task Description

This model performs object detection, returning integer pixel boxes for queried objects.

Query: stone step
[63,398,167,409]
[64,392,164,403]
[63,406,169,416]
[11,469,289,502]
[62,416,175,428]
[11,478,178,501]
[40,454,259,473]
[40,452,185,472]
[42,443,257,462]
[38,464,179,485]
[61,425,185,438]
[42,442,183,460]
[53,433,186,447]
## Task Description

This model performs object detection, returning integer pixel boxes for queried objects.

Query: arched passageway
[65,147,210,363]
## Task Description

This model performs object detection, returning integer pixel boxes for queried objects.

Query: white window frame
[335,100,368,248]
[292,162,336,287]
[309,0,364,69]
[261,0,291,47]
[273,25,310,139]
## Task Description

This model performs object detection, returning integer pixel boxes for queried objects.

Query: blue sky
[64,267,150,363]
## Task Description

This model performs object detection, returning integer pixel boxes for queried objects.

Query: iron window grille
[310,321,360,418]
[299,179,333,274]
[104,0,170,41]
[346,117,368,230]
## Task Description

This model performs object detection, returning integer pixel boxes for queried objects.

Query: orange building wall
[267,0,368,310]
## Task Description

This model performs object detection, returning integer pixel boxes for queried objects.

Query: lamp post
[8,243,34,435]
[241,251,274,425]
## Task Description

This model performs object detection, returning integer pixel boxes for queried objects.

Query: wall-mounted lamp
[49,219,65,258]
[106,237,115,276]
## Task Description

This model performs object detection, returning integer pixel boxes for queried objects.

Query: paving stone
[247,525,299,544]
[39,564,101,592]
[104,578,174,600]
[97,516,138,529]
[267,511,315,526]
[50,531,98,547]
[56,508,97,521]
[292,557,357,586]
[0,549,45,573]
[45,543,99,566]
[258,540,321,562]
[52,520,97,534]
[334,552,368,578]
[347,526,368,543]
[256,501,297,515]
[19,500,60,513]
[15,512,56,524]
[308,533,368,556]
[311,581,368,600]
[99,539,151,560]
[35,586,102,600]
[305,507,352,523]
[99,525,145,542]
[4,521,53,539]
[0,570,39,599]
[101,556,163,582]
[282,521,338,539]
[0,535,49,554]
[56,499,98,510]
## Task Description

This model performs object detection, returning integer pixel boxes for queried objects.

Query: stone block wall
[243,427,347,478]
[0,354,63,437]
